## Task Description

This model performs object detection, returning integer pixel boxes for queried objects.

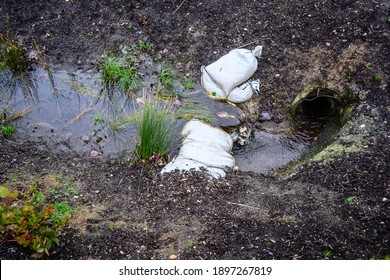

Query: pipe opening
[293,88,343,120]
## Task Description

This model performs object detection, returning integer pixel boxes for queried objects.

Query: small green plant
[133,96,175,161]
[157,65,175,97]
[100,56,140,92]
[127,23,136,30]
[93,114,105,125]
[346,196,358,204]
[1,124,16,139]
[181,78,195,89]
[50,202,76,223]
[374,73,382,82]
[107,223,117,231]
[323,249,333,258]
[138,40,151,51]
[0,33,27,74]
[50,176,78,198]
[364,62,371,70]
[0,184,74,255]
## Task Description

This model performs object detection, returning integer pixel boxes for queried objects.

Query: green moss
[312,143,360,163]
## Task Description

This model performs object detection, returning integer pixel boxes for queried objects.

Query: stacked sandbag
[161,120,235,178]
[201,46,262,103]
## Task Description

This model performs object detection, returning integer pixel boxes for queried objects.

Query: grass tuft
[157,65,175,98]
[134,95,175,161]
[100,56,140,92]
[1,124,16,139]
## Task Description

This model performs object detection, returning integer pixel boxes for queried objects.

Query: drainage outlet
[291,87,344,118]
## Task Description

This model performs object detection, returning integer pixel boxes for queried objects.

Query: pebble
[91,150,99,157]
[260,112,272,121]
[169,254,177,260]
[326,42,331,47]
[274,73,281,78]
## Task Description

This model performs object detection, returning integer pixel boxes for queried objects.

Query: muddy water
[1,67,339,173]
[234,116,341,174]
[1,68,137,158]
[234,129,309,174]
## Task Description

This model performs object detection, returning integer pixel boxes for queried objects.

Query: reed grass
[134,95,175,160]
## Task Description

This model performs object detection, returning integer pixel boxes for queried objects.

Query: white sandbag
[161,120,235,178]
[201,46,262,101]
[181,120,233,151]
[179,142,235,169]
[162,156,226,178]
[227,79,260,103]
[200,66,227,99]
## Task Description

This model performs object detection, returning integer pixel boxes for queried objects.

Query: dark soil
[0,0,389,259]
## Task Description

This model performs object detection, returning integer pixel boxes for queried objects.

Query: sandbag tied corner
[201,45,263,103]
[161,120,236,179]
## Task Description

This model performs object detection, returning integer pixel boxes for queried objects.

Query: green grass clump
[134,96,175,161]
[1,124,16,139]
[100,56,140,92]
[157,65,175,98]
[0,33,27,74]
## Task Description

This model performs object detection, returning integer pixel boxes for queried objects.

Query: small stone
[82,135,90,143]
[120,251,125,255]
[95,190,100,194]
[274,73,281,78]
[91,150,99,157]
[260,111,272,121]
[383,197,388,202]
[325,42,331,47]
[169,254,177,260]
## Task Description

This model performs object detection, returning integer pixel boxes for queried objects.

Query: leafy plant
[181,78,195,89]
[93,114,105,125]
[364,62,371,70]
[50,175,78,198]
[0,33,27,74]
[1,124,16,139]
[346,195,358,204]
[133,96,175,161]
[138,40,151,51]
[100,56,140,92]
[0,184,75,255]
[323,249,333,258]
[157,65,175,97]
[50,182,78,198]
[374,73,382,82]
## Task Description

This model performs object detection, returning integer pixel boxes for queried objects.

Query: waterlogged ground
[1,66,318,172]
[0,0,389,260]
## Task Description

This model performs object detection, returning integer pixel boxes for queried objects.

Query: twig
[61,105,95,130]
[173,0,187,15]
[237,40,261,49]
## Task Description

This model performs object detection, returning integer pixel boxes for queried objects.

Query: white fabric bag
[201,46,262,103]
[161,120,235,178]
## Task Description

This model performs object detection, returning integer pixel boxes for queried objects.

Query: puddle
[1,67,345,173]
[234,115,342,174]
[1,68,139,158]
[0,68,246,159]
